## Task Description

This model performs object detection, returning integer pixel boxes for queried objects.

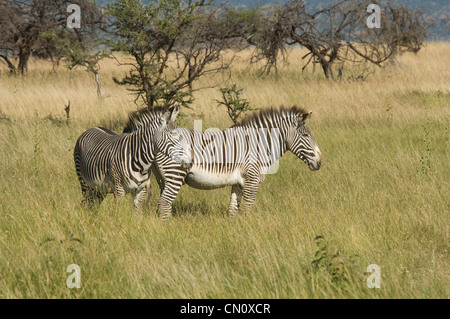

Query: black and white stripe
[132,106,322,219]
[73,105,192,213]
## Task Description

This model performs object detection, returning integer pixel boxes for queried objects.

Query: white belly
[87,171,147,194]
[185,167,243,190]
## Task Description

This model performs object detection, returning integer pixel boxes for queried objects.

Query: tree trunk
[94,72,102,98]
[321,62,334,81]
[389,45,399,66]
[338,66,344,82]
[18,49,31,75]
[50,56,60,73]
[0,54,17,74]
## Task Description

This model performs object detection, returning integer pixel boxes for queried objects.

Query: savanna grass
[0,43,448,298]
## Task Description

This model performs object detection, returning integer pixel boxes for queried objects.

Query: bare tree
[219,4,291,75]
[235,0,430,80]
[382,1,429,57]
[0,0,101,75]
[44,28,108,98]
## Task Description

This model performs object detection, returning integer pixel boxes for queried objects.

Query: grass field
[0,43,448,298]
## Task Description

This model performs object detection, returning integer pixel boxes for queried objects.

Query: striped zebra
[73,105,193,213]
[125,106,323,220]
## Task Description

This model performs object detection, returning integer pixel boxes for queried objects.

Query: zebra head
[286,111,323,171]
[124,104,193,169]
[155,105,193,169]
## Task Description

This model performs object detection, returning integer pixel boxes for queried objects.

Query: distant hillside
[96,0,449,40]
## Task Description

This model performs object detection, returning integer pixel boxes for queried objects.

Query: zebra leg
[92,189,105,205]
[242,185,259,213]
[157,180,182,221]
[81,188,104,209]
[241,171,260,214]
[157,195,174,222]
[78,174,99,208]
[82,187,95,208]
[229,185,243,217]
[144,177,151,203]
[113,184,126,202]
[111,164,126,205]
[151,165,166,196]
[133,186,147,217]
[142,168,165,204]
[112,174,126,207]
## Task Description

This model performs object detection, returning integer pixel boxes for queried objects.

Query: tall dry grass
[0,43,448,298]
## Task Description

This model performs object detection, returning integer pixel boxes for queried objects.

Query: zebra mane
[122,106,169,133]
[233,105,309,128]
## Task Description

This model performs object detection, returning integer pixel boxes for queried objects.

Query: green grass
[0,44,449,298]
[0,113,448,298]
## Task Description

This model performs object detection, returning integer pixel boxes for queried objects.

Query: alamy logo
[367,4,381,29]
[67,4,81,29]
[66,264,81,289]
[193,120,281,174]
[366,264,381,288]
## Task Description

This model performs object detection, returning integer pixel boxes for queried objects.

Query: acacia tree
[104,0,239,109]
[382,1,429,57]
[0,0,101,75]
[231,0,430,80]
[341,1,429,70]
[262,0,388,80]
[43,29,108,98]
[215,84,255,124]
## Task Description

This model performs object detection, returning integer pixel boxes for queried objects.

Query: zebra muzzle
[180,161,192,169]
[308,150,323,171]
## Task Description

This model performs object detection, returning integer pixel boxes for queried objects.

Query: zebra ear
[169,103,181,122]
[299,111,312,122]
[161,109,172,125]
[161,103,180,125]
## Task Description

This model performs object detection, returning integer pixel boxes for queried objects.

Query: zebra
[125,106,323,220]
[73,105,193,213]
